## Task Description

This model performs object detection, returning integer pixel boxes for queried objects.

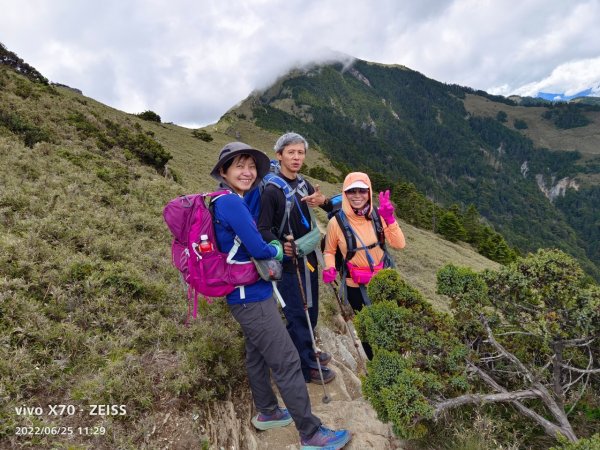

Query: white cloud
[509,57,600,97]
[2,0,600,127]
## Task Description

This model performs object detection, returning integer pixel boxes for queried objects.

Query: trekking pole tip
[323,394,331,404]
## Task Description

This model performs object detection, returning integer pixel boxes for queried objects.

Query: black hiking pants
[346,285,374,360]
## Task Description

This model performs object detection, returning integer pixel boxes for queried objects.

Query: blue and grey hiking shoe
[251,407,293,430]
[301,425,351,449]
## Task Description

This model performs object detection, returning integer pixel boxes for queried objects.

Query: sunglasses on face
[345,188,369,195]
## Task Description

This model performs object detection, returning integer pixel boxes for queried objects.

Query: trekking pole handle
[285,234,298,260]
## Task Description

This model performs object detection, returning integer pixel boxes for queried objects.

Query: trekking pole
[329,280,366,372]
[287,236,331,404]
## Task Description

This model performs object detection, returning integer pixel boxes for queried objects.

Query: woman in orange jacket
[322,172,405,359]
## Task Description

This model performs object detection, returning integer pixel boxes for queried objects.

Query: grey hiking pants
[229,296,321,439]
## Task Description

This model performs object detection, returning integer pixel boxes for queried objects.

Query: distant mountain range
[537,87,599,102]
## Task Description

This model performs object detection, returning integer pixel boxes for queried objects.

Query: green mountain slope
[227,59,600,279]
[1,52,499,447]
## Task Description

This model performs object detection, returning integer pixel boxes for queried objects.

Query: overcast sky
[3,0,600,127]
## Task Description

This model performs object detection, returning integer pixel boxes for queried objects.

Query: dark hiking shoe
[312,352,332,366]
[251,407,293,430]
[301,425,351,449]
[308,367,336,384]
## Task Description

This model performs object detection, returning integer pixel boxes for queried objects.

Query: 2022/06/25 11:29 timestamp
[15,426,106,436]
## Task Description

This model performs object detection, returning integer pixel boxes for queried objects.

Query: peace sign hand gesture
[377,190,396,224]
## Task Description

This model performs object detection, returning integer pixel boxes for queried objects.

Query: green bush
[0,108,51,147]
[306,165,340,183]
[542,106,591,129]
[362,349,438,439]
[514,118,528,129]
[67,111,99,138]
[367,269,432,312]
[136,110,161,123]
[15,78,36,99]
[102,119,172,170]
[549,434,600,450]
[437,211,467,242]
[362,349,413,422]
[192,129,214,142]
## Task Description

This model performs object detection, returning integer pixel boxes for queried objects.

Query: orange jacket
[323,172,405,287]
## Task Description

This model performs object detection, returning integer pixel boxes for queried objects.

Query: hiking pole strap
[272,281,286,308]
[308,208,326,268]
[359,284,372,306]
[304,256,313,308]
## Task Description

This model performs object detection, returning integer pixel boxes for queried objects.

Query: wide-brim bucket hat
[210,141,270,188]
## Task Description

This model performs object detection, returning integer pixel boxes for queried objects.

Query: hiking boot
[312,352,332,366]
[308,367,336,384]
[251,407,293,430]
[301,425,351,449]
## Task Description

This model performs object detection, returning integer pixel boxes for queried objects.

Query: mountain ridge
[222,57,600,279]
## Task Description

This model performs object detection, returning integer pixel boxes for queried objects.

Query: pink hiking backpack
[163,191,259,323]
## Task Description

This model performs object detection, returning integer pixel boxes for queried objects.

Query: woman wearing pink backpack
[210,142,351,450]
[322,172,406,359]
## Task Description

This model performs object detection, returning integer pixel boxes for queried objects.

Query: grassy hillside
[1,61,499,448]
[464,93,600,160]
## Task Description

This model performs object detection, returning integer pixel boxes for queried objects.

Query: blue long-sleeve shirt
[213,192,276,304]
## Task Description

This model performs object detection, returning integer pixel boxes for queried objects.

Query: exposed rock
[348,68,372,88]
[361,116,377,135]
[198,322,404,449]
[521,161,529,178]
[535,174,579,202]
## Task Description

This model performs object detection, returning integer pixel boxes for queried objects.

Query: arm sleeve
[323,218,342,269]
[257,187,281,243]
[320,198,334,214]
[383,221,406,249]
[220,195,276,259]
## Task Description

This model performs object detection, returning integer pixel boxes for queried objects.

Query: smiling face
[219,154,257,195]
[276,142,306,178]
[345,187,369,209]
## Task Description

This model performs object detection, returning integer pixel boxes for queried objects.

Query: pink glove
[323,267,338,284]
[377,190,396,224]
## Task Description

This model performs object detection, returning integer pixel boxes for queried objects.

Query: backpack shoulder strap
[207,190,231,223]
[369,209,396,268]
[296,174,309,197]
[208,191,243,261]
[370,209,386,249]
[335,210,357,263]
[264,174,301,237]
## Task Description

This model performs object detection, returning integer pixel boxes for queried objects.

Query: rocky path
[248,326,405,449]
